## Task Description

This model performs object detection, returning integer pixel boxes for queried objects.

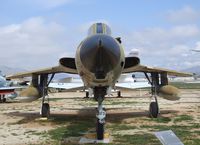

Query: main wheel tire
[149,102,159,118]
[2,98,6,103]
[41,103,50,118]
[96,119,104,140]
[86,92,89,98]
[117,91,121,97]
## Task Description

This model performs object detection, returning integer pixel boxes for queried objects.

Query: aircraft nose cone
[80,35,121,79]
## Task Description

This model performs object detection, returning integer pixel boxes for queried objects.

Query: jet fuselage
[75,23,125,88]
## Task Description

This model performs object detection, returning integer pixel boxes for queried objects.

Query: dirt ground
[0,89,199,145]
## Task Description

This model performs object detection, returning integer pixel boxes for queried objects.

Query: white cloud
[0,16,199,71]
[167,6,200,24]
[121,25,200,69]
[0,18,113,70]
[194,41,200,50]
[0,17,79,69]
[183,61,200,68]
[169,45,189,56]
[33,0,72,9]
[123,25,199,53]
[171,25,199,37]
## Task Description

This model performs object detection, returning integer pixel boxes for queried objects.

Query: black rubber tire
[2,98,6,103]
[41,103,50,118]
[86,92,89,98]
[149,102,159,118]
[96,119,104,140]
[117,91,121,97]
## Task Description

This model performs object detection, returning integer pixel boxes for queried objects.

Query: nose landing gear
[96,98,106,140]
[94,87,107,140]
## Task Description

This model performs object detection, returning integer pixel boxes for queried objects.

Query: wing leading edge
[6,57,78,79]
[122,64,192,77]
[7,65,78,79]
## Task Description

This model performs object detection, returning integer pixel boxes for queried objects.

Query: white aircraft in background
[0,72,19,102]
[48,74,150,97]
[191,49,200,52]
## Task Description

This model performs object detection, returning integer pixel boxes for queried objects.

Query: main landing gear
[39,74,54,118]
[144,72,159,118]
[0,95,6,103]
[94,87,107,140]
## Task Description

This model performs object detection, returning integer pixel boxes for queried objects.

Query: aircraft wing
[116,82,151,89]
[0,86,27,94]
[49,82,84,90]
[6,65,78,79]
[0,87,15,94]
[122,65,192,77]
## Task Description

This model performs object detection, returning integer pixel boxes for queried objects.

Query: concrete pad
[79,130,111,144]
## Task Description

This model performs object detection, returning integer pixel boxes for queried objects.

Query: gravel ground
[0,89,199,145]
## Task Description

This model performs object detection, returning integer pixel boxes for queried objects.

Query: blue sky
[1,0,199,27]
[0,0,200,70]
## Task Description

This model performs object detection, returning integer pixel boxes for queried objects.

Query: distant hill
[182,65,200,75]
[0,65,26,76]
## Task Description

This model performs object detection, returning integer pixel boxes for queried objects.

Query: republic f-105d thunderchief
[7,23,192,140]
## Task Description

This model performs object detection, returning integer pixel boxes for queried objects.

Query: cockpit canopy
[88,23,111,36]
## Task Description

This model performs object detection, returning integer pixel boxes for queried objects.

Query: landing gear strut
[149,73,159,118]
[94,87,107,140]
[96,97,106,139]
[144,72,159,118]
[39,74,54,118]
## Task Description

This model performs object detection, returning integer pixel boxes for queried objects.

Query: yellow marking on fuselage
[102,24,107,34]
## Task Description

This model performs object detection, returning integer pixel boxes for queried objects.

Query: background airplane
[7,23,192,140]
[48,74,151,98]
[191,49,200,52]
[0,71,20,102]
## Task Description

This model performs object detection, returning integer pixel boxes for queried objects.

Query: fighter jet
[7,23,192,140]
